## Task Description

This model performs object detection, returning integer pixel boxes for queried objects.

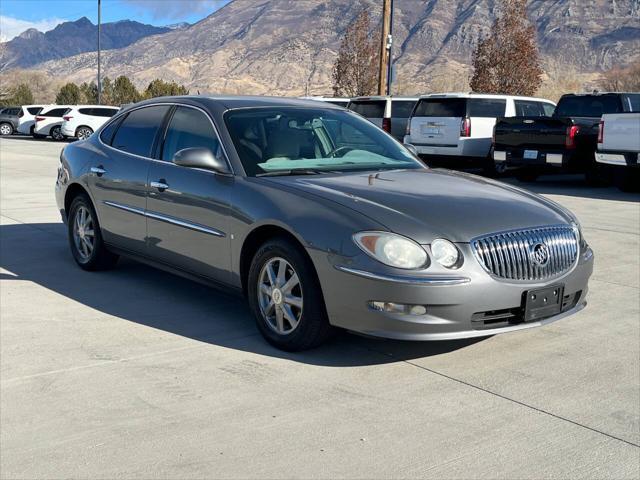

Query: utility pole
[97,0,102,104]
[386,0,394,96]
[377,0,393,96]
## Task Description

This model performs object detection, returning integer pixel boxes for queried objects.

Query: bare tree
[332,10,380,97]
[470,0,543,96]
[600,63,640,92]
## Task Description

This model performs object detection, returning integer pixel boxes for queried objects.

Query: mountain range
[2,0,639,96]
[0,17,170,71]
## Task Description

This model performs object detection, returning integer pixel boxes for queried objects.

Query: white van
[405,93,555,166]
[347,96,418,141]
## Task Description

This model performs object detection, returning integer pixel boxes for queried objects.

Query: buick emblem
[530,242,550,267]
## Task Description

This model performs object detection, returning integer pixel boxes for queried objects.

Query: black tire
[585,159,608,187]
[67,194,119,271]
[0,122,13,136]
[247,237,334,351]
[516,168,539,183]
[482,152,506,178]
[76,126,94,141]
[50,126,64,141]
[613,168,640,192]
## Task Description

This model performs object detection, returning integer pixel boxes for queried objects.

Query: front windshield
[224,107,424,176]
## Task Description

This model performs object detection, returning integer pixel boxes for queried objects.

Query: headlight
[430,239,460,268]
[353,232,428,269]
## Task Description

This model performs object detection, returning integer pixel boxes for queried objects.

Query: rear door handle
[150,180,169,191]
[90,166,106,176]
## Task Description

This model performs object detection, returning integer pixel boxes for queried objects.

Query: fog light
[368,301,427,316]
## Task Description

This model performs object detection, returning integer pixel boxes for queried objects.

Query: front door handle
[150,180,169,191]
[90,166,106,176]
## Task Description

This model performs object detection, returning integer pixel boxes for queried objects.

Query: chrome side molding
[102,200,225,238]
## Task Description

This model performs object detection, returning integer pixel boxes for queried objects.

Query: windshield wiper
[256,169,335,177]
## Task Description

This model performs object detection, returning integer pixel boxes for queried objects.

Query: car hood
[265,169,573,244]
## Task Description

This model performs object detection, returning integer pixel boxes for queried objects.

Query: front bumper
[311,243,593,341]
[61,124,75,137]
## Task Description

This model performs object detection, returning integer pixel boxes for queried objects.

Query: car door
[88,104,172,254]
[146,105,234,284]
[36,107,68,134]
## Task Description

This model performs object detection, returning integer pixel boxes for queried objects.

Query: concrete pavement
[1,137,638,479]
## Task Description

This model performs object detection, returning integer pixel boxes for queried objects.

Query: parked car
[300,96,350,108]
[0,107,20,136]
[347,96,418,141]
[61,105,120,140]
[596,112,640,191]
[56,96,593,351]
[16,105,47,136]
[405,93,555,172]
[493,92,640,183]
[33,105,72,140]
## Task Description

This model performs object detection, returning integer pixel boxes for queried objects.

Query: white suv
[404,93,555,169]
[33,106,73,140]
[17,105,48,135]
[348,96,418,141]
[61,105,120,140]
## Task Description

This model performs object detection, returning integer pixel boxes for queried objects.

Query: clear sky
[0,0,230,41]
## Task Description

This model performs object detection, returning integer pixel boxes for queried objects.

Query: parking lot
[1,136,638,478]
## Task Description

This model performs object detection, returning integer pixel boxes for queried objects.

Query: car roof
[418,92,555,103]
[349,96,419,101]
[131,95,347,111]
[70,105,120,109]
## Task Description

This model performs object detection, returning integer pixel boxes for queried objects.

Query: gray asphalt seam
[365,346,640,449]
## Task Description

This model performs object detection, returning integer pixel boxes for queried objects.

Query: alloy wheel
[73,206,95,261]
[51,127,64,140]
[0,124,12,135]
[77,127,93,140]
[257,257,303,335]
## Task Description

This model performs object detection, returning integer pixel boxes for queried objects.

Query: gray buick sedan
[55,96,594,351]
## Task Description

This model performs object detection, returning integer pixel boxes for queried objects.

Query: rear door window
[514,100,551,117]
[467,99,506,117]
[79,108,94,116]
[623,94,640,112]
[27,107,43,115]
[348,101,386,118]
[413,98,466,117]
[43,108,69,117]
[111,105,171,157]
[555,95,622,117]
[95,108,119,117]
[391,100,416,118]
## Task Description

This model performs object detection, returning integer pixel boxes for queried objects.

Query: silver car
[55,96,594,351]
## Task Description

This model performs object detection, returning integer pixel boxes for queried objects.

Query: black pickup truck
[492,92,640,183]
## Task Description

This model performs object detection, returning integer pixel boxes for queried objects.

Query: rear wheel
[76,126,93,140]
[0,123,13,136]
[50,126,64,141]
[247,238,334,351]
[67,194,119,271]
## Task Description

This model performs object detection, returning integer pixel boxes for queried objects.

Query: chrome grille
[471,225,578,281]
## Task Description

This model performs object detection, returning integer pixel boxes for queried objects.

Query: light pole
[377,0,393,96]
[386,0,394,96]
[97,0,102,104]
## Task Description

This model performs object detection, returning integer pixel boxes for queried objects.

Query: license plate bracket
[523,285,564,322]
[523,149,538,160]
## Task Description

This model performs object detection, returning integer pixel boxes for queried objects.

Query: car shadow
[501,174,639,202]
[0,222,484,367]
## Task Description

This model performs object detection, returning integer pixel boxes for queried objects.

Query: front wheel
[68,194,119,271]
[0,122,13,136]
[247,238,334,351]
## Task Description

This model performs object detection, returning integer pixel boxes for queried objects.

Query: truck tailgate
[494,117,571,149]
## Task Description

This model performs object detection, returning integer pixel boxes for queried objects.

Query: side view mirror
[173,147,230,174]
[404,143,418,157]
